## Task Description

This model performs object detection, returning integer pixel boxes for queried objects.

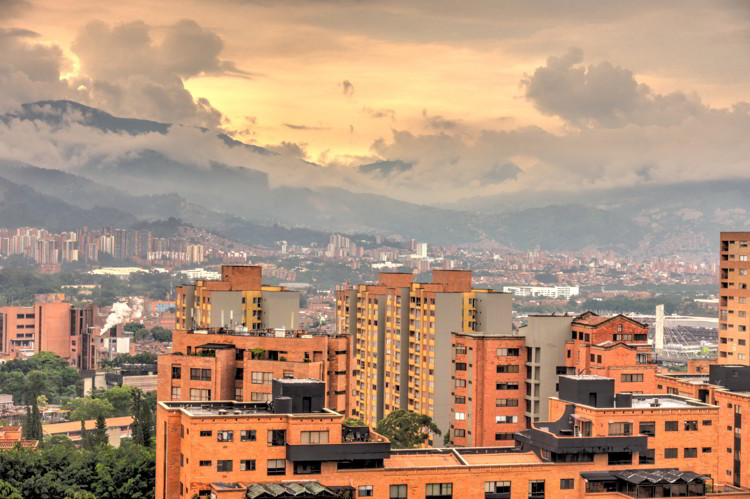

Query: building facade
[719,232,750,364]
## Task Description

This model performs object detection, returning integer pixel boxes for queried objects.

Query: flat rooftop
[561,374,612,380]
[630,395,709,409]
[382,448,541,469]
[160,401,338,417]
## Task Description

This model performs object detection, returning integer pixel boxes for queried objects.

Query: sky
[1,0,749,203]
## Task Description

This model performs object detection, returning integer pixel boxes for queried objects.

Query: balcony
[286,427,390,462]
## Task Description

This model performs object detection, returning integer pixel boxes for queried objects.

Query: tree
[375,410,441,449]
[79,420,90,451]
[92,414,108,447]
[93,386,135,417]
[150,326,172,343]
[342,417,365,427]
[65,490,96,499]
[68,398,115,421]
[130,389,153,447]
[0,480,22,499]
[23,397,43,441]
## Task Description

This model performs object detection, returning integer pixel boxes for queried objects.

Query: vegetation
[0,352,80,404]
[98,352,157,368]
[0,436,155,499]
[375,410,441,449]
[124,323,172,342]
[342,418,365,427]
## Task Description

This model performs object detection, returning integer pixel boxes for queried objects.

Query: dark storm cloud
[523,47,706,128]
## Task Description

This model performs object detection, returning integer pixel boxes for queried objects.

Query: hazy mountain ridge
[1,100,747,254]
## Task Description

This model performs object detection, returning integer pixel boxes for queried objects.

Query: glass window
[189,388,210,401]
[199,460,211,467]
[358,486,374,497]
[560,479,574,490]
[529,480,545,498]
[240,459,255,471]
[217,430,233,442]
[294,461,322,475]
[217,460,232,472]
[684,448,697,458]
[485,481,511,497]
[426,483,452,498]
[199,430,212,437]
[639,421,655,436]
[665,421,678,431]
[390,485,407,498]
[171,365,181,379]
[252,371,273,384]
[240,430,256,441]
[300,431,329,444]
[171,386,181,400]
[665,448,678,458]
[267,459,286,476]
[608,422,632,436]
[684,421,698,431]
[497,365,520,373]
[268,429,286,446]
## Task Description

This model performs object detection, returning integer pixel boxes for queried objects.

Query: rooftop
[560,374,611,380]
[630,395,709,409]
[160,400,338,417]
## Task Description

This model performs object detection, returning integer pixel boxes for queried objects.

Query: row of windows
[193,429,285,445]
[610,420,711,436]
[355,480,568,499]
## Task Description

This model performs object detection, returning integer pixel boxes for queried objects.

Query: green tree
[68,398,115,422]
[0,480,22,499]
[65,490,97,499]
[375,410,441,449]
[150,326,172,343]
[342,417,365,427]
[23,397,43,441]
[79,420,91,451]
[92,414,108,447]
[129,389,153,447]
[93,386,135,417]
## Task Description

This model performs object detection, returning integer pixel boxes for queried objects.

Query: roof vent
[218,409,228,415]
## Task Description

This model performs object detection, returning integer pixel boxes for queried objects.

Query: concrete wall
[209,291,244,328]
[475,293,513,334]
[434,293,462,436]
[521,315,574,421]
[262,291,300,330]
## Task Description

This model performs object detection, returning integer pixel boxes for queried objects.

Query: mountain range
[0,100,748,255]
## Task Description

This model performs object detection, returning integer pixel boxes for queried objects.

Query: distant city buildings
[503,284,580,299]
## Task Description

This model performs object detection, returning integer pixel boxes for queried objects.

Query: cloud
[422,109,460,130]
[358,159,412,177]
[362,106,395,120]
[523,47,706,128]
[265,141,307,158]
[0,0,30,20]
[340,79,354,96]
[283,123,330,130]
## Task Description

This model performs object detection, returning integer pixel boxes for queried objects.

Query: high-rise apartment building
[336,270,513,435]
[719,232,750,364]
[176,265,300,331]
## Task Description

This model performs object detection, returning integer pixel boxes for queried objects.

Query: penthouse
[156,378,750,499]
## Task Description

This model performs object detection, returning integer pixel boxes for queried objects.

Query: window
[639,421,655,436]
[301,431,329,444]
[236,348,245,361]
[684,421,698,431]
[267,459,286,476]
[252,371,273,384]
[295,461,321,475]
[240,459,255,471]
[217,430,233,442]
[268,429,286,446]
[454,429,465,437]
[455,412,466,421]
[235,368,244,380]
[217,460,232,472]
[190,368,211,381]
[621,374,643,383]
[235,387,243,400]
[251,392,272,402]
[639,449,655,464]
[665,448,678,459]
[485,481,510,498]
[496,348,519,356]
[560,479,574,490]
[455,379,467,388]
[241,430,256,441]
[496,398,519,407]
[496,383,519,390]
[358,485,374,497]
[455,346,467,355]
[172,365,181,379]
[496,415,518,424]
[665,421,678,431]
[703,420,713,426]
[684,448,697,458]
[426,483,452,498]
[199,460,211,467]
[199,430,212,437]
[455,396,466,404]
[608,452,632,465]
[495,432,513,441]
[496,365,520,373]
[455,362,467,371]
[529,480,545,498]
[171,386,181,400]
[703,447,712,453]
[390,485,407,498]
[608,422,632,436]
[189,389,210,401]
